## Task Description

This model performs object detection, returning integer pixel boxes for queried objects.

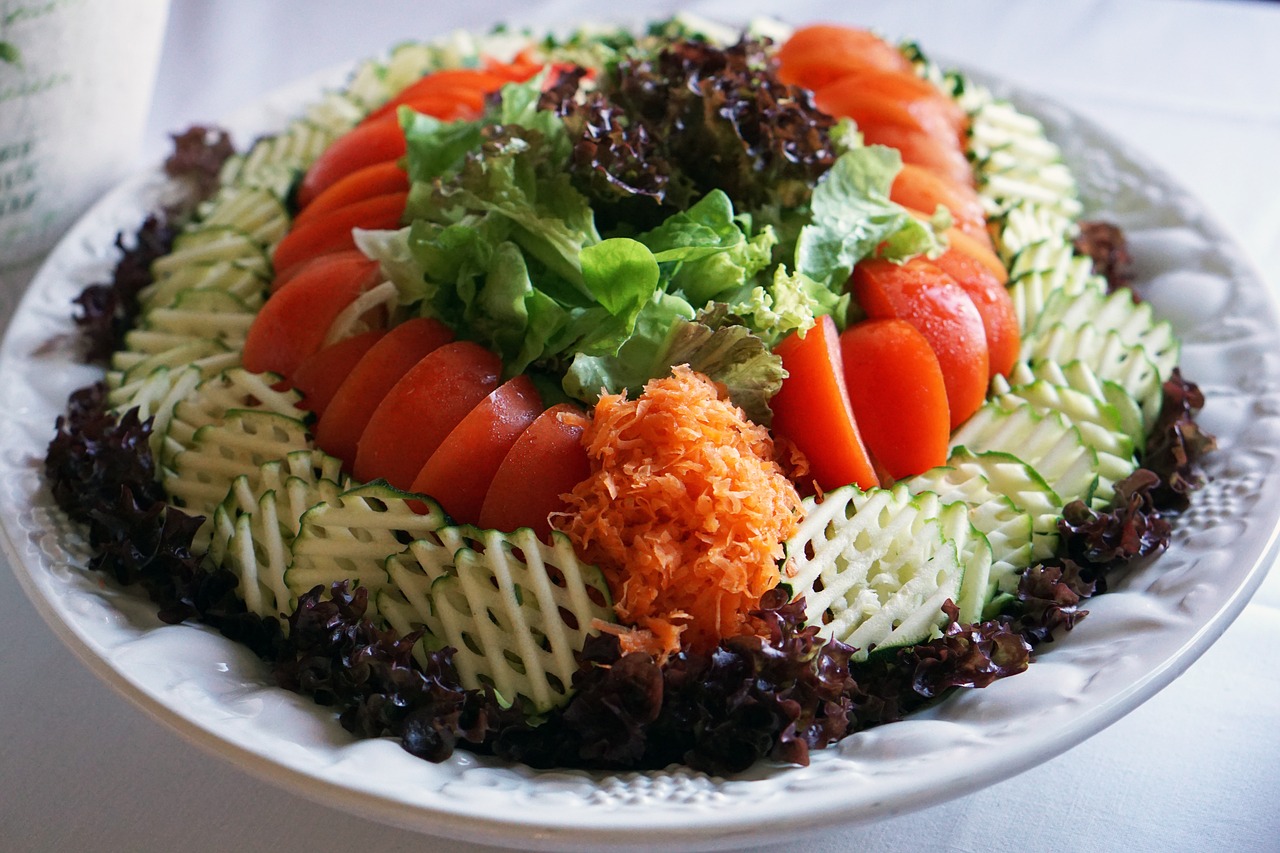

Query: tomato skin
[931,248,1020,379]
[859,123,974,187]
[353,341,502,490]
[852,257,989,429]
[477,403,591,538]
[291,161,408,229]
[296,119,407,209]
[242,253,383,381]
[291,328,385,416]
[771,314,880,492]
[814,84,962,150]
[776,25,916,90]
[409,375,544,525]
[315,317,455,469]
[840,319,950,479]
[271,191,407,281]
[890,164,988,242]
[361,68,511,124]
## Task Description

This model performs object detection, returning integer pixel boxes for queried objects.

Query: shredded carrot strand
[555,366,804,660]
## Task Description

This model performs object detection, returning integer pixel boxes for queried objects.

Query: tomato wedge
[409,375,544,524]
[771,314,879,492]
[353,341,502,490]
[840,318,950,479]
[932,247,1020,379]
[814,84,961,150]
[859,123,974,187]
[477,403,591,538]
[242,253,382,381]
[315,317,455,470]
[291,161,408,229]
[361,68,511,124]
[296,118,407,209]
[271,191,407,281]
[890,164,988,241]
[291,329,385,416]
[776,25,916,90]
[852,257,989,429]
[817,68,968,136]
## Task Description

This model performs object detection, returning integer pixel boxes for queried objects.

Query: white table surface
[3,0,1280,850]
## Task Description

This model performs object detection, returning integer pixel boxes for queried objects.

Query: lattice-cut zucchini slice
[1030,286,1180,384]
[993,201,1078,264]
[905,490,992,628]
[166,409,311,520]
[784,486,965,658]
[990,378,1138,507]
[140,258,269,314]
[425,527,615,713]
[1022,321,1164,427]
[997,358,1146,453]
[163,368,306,466]
[902,453,1036,613]
[141,289,256,345]
[207,450,346,618]
[379,526,491,644]
[951,401,1098,507]
[286,483,449,606]
[1006,243,1104,334]
[197,185,290,248]
[149,226,271,282]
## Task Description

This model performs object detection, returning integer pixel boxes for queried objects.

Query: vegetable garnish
[554,365,803,659]
[45,16,1216,773]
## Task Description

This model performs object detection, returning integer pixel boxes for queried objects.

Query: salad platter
[3,14,1279,852]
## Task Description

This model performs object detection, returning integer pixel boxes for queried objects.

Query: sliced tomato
[353,341,502,490]
[291,161,408,229]
[290,329,385,416]
[314,317,455,470]
[932,248,1020,379]
[241,253,382,381]
[271,191,407,281]
[296,118,407,209]
[817,68,968,136]
[771,314,879,492]
[840,318,950,479]
[409,375,544,524]
[776,25,916,90]
[890,164,988,240]
[477,403,591,538]
[859,123,974,187]
[814,84,961,149]
[852,257,989,429]
[361,69,511,124]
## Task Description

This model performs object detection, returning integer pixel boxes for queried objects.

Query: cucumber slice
[1006,243,1105,334]
[140,289,256,346]
[1030,286,1180,384]
[150,226,270,281]
[166,409,311,520]
[951,401,1098,507]
[396,527,615,713]
[197,185,290,248]
[163,368,306,466]
[993,201,1079,265]
[784,486,966,658]
[286,483,449,607]
[1023,321,1164,427]
[140,258,269,313]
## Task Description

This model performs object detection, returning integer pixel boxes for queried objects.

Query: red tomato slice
[890,164,987,241]
[241,253,382,381]
[290,329,385,416]
[817,69,968,136]
[271,191,407,281]
[776,25,916,90]
[409,375,544,524]
[296,118,407,209]
[361,69,510,124]
[353,341,502,490]
[932,248,1021,379]
[291,161,408,229]
[271,248,373,294]
[840,318,950,479]
[859,123,974,187]
[852,257,989,429]
[314,317,455,470]
[771,314,879,492]
[814,84,961,149]
[477,403,591,538]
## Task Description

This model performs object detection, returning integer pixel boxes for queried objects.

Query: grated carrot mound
[554,365,804,660]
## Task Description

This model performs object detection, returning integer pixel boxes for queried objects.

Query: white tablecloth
[3,1,1279,850]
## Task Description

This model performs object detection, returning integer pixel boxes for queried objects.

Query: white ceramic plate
[2,59,1279,853]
